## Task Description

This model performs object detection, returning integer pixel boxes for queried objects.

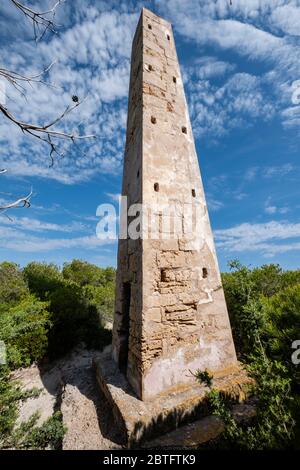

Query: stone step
[142,404,256,449]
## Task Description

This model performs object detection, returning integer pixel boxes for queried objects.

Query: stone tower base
[94,346,252,448]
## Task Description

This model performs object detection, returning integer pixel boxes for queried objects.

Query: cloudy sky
[0,0,299,270]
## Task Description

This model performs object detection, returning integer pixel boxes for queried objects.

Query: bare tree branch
[0,185,32,213]
[0,60,58,95]
[0,98,95,165]
[10,0,64,42]
[1,1,95,213]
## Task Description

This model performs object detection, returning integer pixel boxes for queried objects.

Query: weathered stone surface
[94,346,253,448]
[111,8,238,401]
[142,404,256,449]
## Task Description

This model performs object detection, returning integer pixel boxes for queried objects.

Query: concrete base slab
[94,346,252,448]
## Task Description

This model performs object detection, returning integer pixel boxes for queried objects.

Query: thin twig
[0,60,58,91]
[0,100,95,164]
[10,0,64,42]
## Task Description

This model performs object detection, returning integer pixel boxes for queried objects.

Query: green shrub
[11,411,66,450]
[0,295,51,369]
[47,281,111,357]
[222,261,300,359]
[0,262,29,310]
[203,358,295,450]
[218,260,300,449]
[62,259,115,287]
[23,262,63,300]
[0,366,41,447]
[83,282,115,323]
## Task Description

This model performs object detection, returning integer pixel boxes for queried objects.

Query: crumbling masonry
[112,8,237,401]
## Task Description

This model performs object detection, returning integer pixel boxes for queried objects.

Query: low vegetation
[1,258,299,449]
[197,261,300,449]
[0,259,115,449]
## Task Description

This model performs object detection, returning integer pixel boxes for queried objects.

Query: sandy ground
[11,346,122,450]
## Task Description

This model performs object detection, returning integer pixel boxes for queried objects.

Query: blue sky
[0,0,300,271]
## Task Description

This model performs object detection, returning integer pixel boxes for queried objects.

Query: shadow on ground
[27,338,124,449]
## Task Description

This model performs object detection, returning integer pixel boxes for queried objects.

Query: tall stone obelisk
[112,8,237,401]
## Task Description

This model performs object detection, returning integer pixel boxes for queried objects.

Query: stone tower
[112,8,237,401]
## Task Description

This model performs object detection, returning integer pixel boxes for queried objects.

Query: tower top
[140,7,172,25]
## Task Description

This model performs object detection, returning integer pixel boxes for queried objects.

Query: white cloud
[264,205,277,215]
[264,205,290,215]
[0,225,114,253]
[0,2,139,184]
[270,4,300,36]
[2,0,300,185]
[0,216,90,233]
[191,56,236,80]
[264,197,290,215]
[242,163,295,183]
[244,167,258,181]
[215,220,300,256]
[206,195,224,211]
[188,71,275,139]
[156,0,300,138]
[263,163,294,178]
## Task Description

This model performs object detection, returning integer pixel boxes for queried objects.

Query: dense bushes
[62,259,115,287]
[23,262,63,301]
[0,259,115,449]
[200,261,300,449]
[0,259,115,364]
[1,257,299,449]
[0,295,51,368]
[0,260,115,364]
[1,260,115,361]
[0,262,29,309]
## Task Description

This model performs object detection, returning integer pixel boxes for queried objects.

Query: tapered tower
[112,8,237,401]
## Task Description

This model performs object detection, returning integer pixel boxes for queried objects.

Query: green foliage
[263,285,300,366]
[222,261,300,359]
[1,256,299,449]
[0,364,64,450]
[0,366,41,447]
[83,282,115,322]
[0,366,22,440]
[203,359,295,450]
[0,258,115,449]
[23,262,63,300]
[9,411,66,450]
[243,358,295,449]
[21,260,114,357]
[0,295,51,369]
[62,259,115,287]
[0,262,29,309]
[24,411,66,449]
[194,369,213,388]
[47,280,111,357]
[1,405,66,450]
[211,260,300,449]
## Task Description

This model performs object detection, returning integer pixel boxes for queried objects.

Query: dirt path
[12,346,122,450]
